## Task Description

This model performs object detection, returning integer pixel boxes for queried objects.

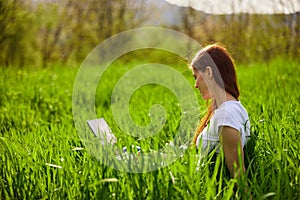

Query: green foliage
[0,0,35,67]
[188,13,300,64]
[0,59,299,199]
[0,0,299,67]
[0,0,150,67]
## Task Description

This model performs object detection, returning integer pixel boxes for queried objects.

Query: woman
[191,44,250,177]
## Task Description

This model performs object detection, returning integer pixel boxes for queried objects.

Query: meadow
[0,56,299,199]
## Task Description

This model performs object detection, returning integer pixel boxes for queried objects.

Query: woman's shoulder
[217,100,248,113]
[213,100,249,122]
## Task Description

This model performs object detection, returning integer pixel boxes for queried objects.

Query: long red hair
[191,44,240,145]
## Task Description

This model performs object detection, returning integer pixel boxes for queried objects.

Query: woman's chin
[201,93,211,100]
[199,89,211,100]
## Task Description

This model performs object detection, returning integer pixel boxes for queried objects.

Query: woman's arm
[220,126,245,177]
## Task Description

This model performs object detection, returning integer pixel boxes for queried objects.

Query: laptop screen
[87,118,117,145]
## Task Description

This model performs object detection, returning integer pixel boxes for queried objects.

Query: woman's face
[192,67,210,100]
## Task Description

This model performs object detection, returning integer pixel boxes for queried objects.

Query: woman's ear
[205,66,213,79]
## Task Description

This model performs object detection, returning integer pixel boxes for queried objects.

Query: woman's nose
[194,83,198,88]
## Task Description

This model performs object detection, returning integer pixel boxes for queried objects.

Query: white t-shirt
[196,100,251,155]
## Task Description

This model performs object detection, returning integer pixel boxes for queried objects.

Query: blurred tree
[0,0,149,67]
[36,1,69,68]
[36,0,149,67]
[0,0,33,67]
[178,7,299,63]
[0,0,298,67]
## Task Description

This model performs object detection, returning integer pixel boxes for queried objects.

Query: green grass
[0,57,299,199]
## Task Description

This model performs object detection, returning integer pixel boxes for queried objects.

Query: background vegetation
[0,0,299,67]
[1,0,299,199]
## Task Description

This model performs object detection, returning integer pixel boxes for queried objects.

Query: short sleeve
[203,101,250,151]
[214,107,242,134]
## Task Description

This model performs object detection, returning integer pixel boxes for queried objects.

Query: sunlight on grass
[0,59,299,199]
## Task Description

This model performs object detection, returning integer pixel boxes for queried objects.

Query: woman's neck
[212,86,237,109]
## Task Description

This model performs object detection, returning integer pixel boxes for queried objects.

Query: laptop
[86,118,140,153]
[86,118,117,145]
